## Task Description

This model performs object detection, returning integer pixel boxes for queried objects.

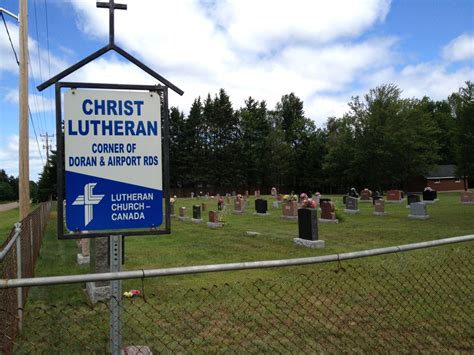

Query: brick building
[407,165,469,192]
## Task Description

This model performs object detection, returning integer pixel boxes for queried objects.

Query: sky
[0,0,473,181]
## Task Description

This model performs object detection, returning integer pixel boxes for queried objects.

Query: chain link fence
[0,202,52,355]
[2,238,473,353]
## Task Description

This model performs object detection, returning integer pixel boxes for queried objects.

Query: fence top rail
[0,223,21,262]
[1,234,473,289]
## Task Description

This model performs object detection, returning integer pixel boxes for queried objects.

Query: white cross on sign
[72,183,105,226]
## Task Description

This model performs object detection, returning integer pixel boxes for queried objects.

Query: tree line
[169,82,473,194]
[30,81,473,202]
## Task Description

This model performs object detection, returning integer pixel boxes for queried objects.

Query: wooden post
[19,0,30,220]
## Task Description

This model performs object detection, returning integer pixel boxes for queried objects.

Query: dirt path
[0,202,19,212]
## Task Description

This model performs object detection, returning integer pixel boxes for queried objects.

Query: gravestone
[360,188,372,202]
[408,202,430,220]
[386,190,404,203]
[190,192,194,198]
[282,201,298,219]
[373,199,386,216]
[371,191,381,205]
[234,198,245,214]
[294,208,324,249]
[207,210,223,228]
[178,206,188,221]
[320,201,338,223]
[232,191,236,197]
[245,190,249,198]
[255,190,261,198]
[217,198,224,211]
[201,203,207,212]
[423,189,438,203]
[86,237,111,304]
[76,238,90,265]
[319,198,331,207]
[345,196,360,214]
[170,203,175,217]
[271,187,277,197]
[254,198,269,216]
[407,194,421,208]
[460,191,474,204]
[192,205,202,223]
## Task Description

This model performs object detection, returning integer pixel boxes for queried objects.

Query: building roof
[425,164,457,179]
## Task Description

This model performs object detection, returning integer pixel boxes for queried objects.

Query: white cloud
[62,0,471,127]
[442,33,474,62]
[0,135,45,181]
[364,63,474,101]
[5,90,55,113]
[0,17,68,82]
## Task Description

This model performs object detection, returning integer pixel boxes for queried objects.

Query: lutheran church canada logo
[73,183,105,226]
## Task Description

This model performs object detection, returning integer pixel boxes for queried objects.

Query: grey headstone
[345,196,360,214]
[86,237,111,303]
[408,202,429,220]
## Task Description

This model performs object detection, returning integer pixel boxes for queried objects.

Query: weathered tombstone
[86,237,111,303]
[232,191,236,197]
[207,210,223,228]
[386,190,404,203]
[360,188,372,202]
[254,198,269,215]
[76,238,90,265]
[460,191,474,204]
[255,190,261,198]
[373,199,387,216]
[282,201,298,219]
[408,202,430,220]
[320,201,338,223]
[345,196,360,214]
[271,187,277,197]
[234,198,245,214]
[192,205,202,223]
[170,203,175,217]
[201,202,207,212]
[190,192,194,198]
[294,208,324,248]
[423,188,438,203]
[226,195,231,204]
[407,194,421,208]
[178,206,188,221]
[245,190,249,198]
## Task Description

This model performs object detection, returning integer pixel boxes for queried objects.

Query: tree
[238,97,271,188]
[449,81,474,190]
[36,150,58,201]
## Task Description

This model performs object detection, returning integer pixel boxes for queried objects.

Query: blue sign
[64,89,162,231]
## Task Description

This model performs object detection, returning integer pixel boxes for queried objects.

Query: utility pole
[19,0,29,220]
[41,133,54,165]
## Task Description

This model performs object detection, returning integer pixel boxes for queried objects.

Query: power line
[43,0,54,135]
[1,12,45,167]
[1,12,19,64]
[33,0,48,135]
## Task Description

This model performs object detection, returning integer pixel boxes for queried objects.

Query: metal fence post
[15,222,23,331]
[109,235,122,354]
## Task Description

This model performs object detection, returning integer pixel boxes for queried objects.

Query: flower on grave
[301,198,317,209]
[283,194,298,202]
[170,197,176,204]
[123,291,133,298]
[300,193,308,200]
[130,289,141,296]
[237,194,243,199]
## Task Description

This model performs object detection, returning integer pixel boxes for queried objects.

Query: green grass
[0,208,20,244]
[15,192,474,352]
[30,192,474,292]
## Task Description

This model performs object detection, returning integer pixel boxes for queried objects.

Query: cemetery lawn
[18,192,473,351]
[0,207,20,245]
[29,191,474,302]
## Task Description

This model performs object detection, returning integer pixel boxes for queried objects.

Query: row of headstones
[189,190,263,199]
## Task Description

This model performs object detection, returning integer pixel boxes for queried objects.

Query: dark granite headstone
[423,189,437,201]
[407,194,421,205]
[298,208,318,241]
[255,199,267,214]
[193,205,201,219]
